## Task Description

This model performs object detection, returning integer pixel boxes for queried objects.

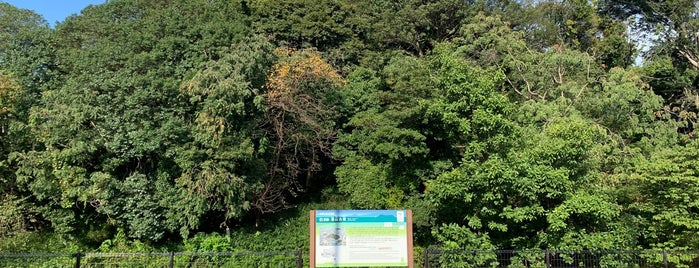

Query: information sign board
[309,210,413,267]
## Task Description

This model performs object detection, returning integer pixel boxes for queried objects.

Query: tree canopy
[0,0,696,254]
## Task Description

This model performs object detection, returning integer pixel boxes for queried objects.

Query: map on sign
[311,210,411,267]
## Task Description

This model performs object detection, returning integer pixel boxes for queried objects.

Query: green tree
[426,115,635,249]
[167,3,265,227]
[490,0,635,68]
[420,41,662,249]
[601,0,699,130]
[619,141,699,249]
[0,3,53,238]
[601,0,699,69]
[14,0,259,241]
[0,74,22,190]
[249,0,354,50]
[0,73,36,237]
[360,0,471,56]
[0,3,58,108]
[334,42,516,248]
[334,54,437,210]
[169,36,275,237]
[638,57,699,136]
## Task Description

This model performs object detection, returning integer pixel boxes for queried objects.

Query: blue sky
[2,0,107,27]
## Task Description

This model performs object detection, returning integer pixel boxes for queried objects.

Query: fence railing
[423,249,699,268]
[0,250,303,268]
[3,249,699,267]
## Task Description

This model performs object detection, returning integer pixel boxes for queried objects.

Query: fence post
[168,252,175,268]
[423,249,429,268]
[545,249,551,268]
[662,249,668,268]
[297,250,304,268]
[73,253,84,268]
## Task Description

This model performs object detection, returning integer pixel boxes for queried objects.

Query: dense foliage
[1,0,698,255]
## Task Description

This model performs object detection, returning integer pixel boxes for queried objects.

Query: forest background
[1,0,699,260]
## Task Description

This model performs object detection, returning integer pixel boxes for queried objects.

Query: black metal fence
[4,249,699,267]
[0,250,303,268]
[423,249,699,268]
